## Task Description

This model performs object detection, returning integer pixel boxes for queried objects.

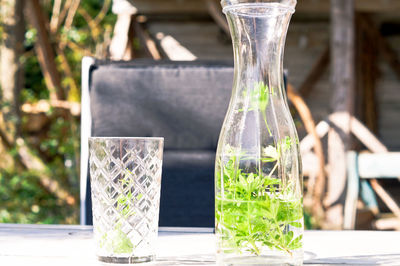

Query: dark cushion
[160,150,215,227]
[88,60,234,227]
[90,60,233,150]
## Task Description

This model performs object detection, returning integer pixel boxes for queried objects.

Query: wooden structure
[325,0,355,229]
[111,0,400,14]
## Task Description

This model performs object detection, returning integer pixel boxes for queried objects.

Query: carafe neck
[224,4,293,98]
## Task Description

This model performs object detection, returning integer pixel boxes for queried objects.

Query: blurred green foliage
[0,0,116,224]
[0,169,74,224]
[23,54,49,101]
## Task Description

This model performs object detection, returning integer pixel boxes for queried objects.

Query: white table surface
[0,224,399,265]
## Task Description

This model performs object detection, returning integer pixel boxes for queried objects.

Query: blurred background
[0,0,399,228]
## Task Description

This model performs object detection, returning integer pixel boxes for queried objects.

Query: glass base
[218,255,303,266]
[98,255,155,264]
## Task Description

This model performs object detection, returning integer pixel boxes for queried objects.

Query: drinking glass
[89,137,164,263]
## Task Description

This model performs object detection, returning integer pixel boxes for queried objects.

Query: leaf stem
[267,162,279,178]
[262,112,272,137]
[249,238,261,255]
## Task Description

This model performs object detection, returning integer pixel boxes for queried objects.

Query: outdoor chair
[80,57,233,227]
[344,151,400,230]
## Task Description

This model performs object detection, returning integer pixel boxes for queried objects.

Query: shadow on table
[153,254,215,265]
[97,253,400,266]
[305,253,400,265]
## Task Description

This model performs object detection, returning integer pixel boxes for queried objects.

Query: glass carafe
[215,0,303,265]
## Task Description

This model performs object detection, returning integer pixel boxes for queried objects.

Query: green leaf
[288,234,303,250]
[216,117,303,255]
[263,177,281,187]
[111,228,134,254]
[136,193,143,201]
[289,222,303,228]
[284,231,294,246]
[280,136,292,153]
[249,173,255,182]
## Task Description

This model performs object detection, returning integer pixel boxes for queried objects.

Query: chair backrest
[344,151,400,229]
[357,152,400,178]
[81,57,234,227]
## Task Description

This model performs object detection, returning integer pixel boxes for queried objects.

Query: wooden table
[0,224,399,265]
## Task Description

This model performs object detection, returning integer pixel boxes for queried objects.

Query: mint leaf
[216,82,303,256]
[100,169,138,254]
[109,227,134,254]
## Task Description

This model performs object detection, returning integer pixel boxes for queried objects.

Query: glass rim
[223,2,295,15]
[89,136,164,141]
[221,0,297,8]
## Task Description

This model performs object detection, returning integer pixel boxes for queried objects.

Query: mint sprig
[216,81,303,256]
[240,82,274,136]
[216,152,303,255]
[99,169,143,254]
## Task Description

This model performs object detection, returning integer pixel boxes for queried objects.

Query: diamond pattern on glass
[89,138,163,259]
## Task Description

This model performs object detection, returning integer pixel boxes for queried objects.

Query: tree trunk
[0,0,25,168]
[325,0,355,229]
[25,0,65,101]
